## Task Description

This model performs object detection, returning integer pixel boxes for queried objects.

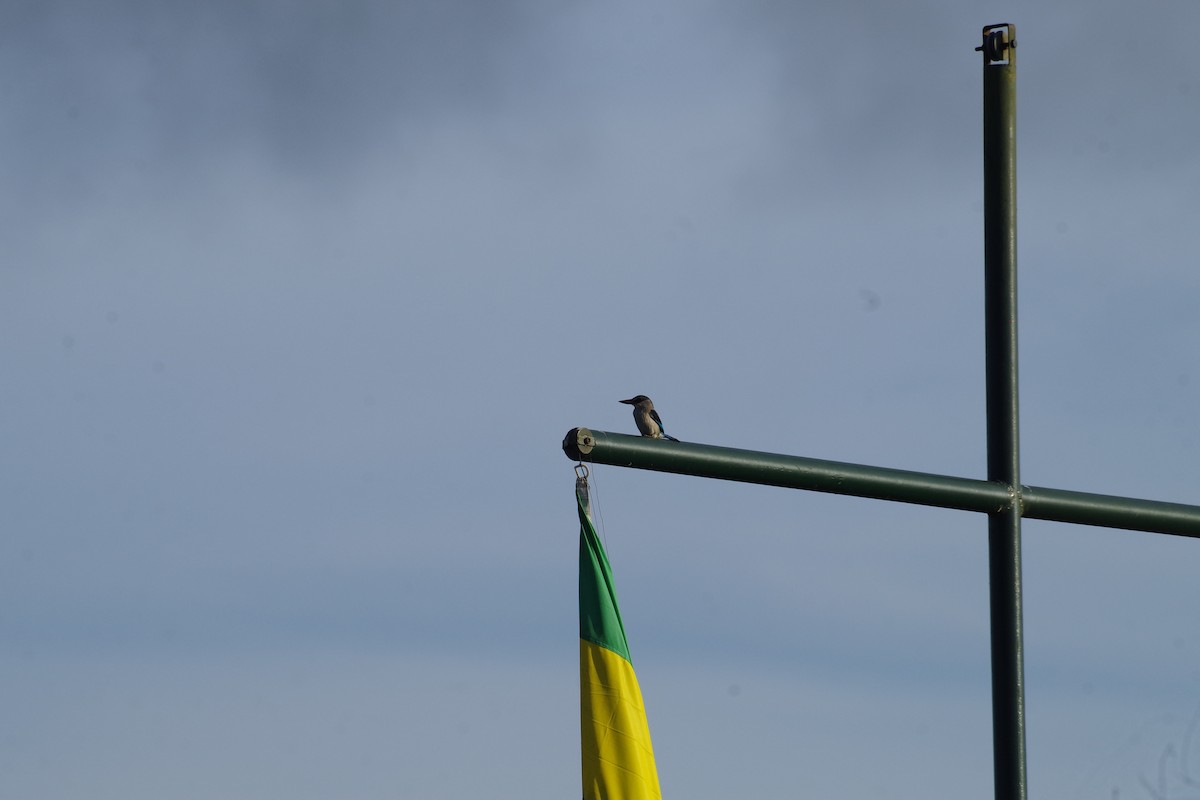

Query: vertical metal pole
[980,23,1027,800]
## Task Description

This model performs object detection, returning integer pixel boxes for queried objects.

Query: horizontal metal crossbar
[562,428,1200,538]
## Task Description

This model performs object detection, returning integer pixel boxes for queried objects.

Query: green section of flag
[577,489,632,664]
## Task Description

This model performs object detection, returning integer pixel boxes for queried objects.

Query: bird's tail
[663,433,680,442]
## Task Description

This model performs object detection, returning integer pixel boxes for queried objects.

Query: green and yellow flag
[577,482,663,800]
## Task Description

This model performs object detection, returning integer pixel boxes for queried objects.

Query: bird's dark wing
[650,409,680,441]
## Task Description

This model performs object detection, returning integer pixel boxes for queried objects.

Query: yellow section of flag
[580,639,663,800]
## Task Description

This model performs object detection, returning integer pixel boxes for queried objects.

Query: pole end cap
[562,427,595,461]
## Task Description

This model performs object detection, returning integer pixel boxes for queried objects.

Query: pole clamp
[976,24,1016,64]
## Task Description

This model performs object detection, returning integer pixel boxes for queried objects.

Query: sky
[3,2,1200,798]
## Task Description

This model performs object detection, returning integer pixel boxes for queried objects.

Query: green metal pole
[561,428,1200,537]
[563,427,1011,512]
[1021,486,1200,535]
[980,23,1026,800]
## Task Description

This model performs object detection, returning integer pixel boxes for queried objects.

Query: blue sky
[4,2,1200,798]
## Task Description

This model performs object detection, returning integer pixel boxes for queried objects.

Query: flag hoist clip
[575,463,591,506]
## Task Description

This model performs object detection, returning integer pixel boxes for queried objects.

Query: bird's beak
[619,397,636,405]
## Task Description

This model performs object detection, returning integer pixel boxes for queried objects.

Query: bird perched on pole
[620,395,680,442]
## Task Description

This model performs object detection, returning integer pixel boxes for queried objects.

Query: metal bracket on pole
[977,23,1016,65]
